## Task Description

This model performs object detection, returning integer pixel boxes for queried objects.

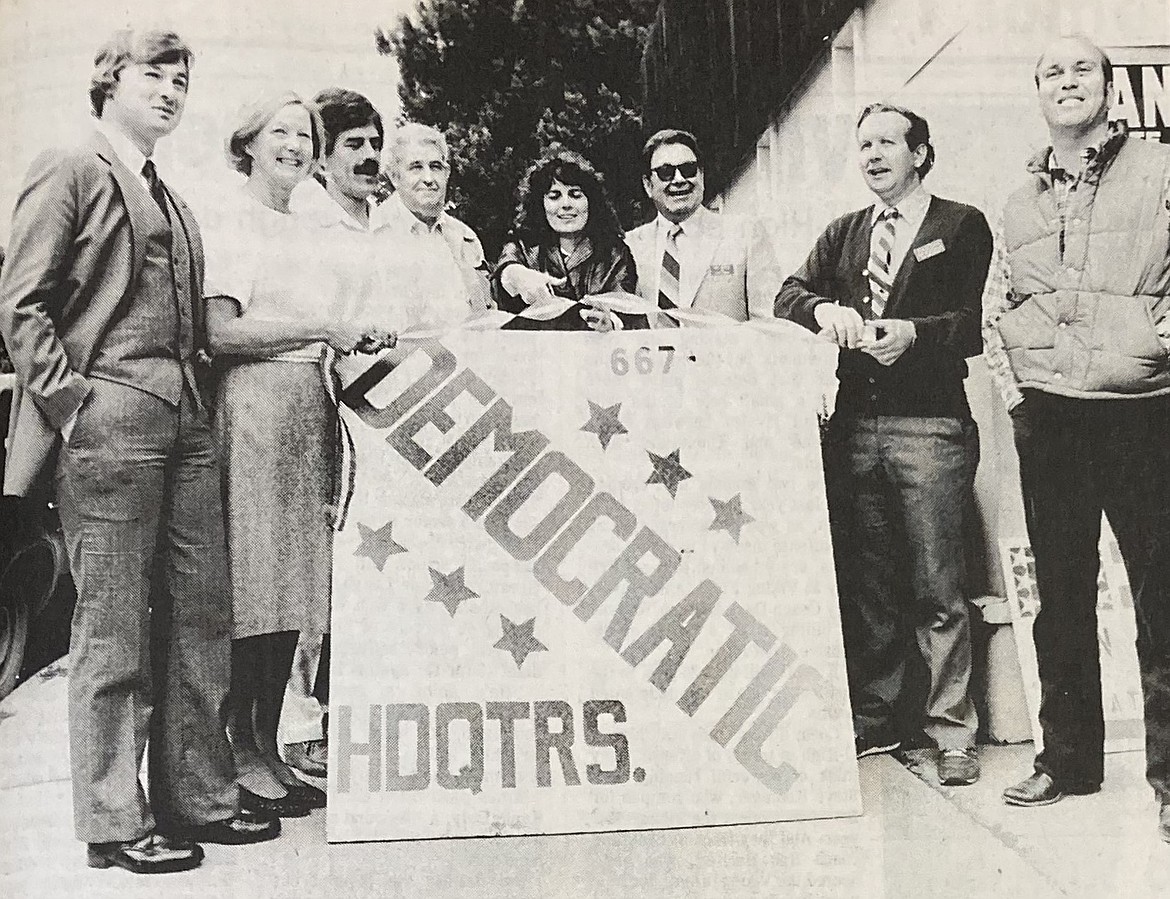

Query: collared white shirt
[290,179,389,330]
[293,177,379,233]
[377,192,457,237]
[95,119,150,190]
[870,183,932,280]
[650,207,706,309]
[370,193,474,332]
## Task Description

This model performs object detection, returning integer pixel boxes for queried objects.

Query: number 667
[610,346,675,376]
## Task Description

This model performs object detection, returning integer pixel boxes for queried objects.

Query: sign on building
[1111,48,1169,142]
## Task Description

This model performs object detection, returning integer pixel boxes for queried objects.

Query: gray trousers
[57,378,237,842]
[825,414,980,750]
[282,631,327,744]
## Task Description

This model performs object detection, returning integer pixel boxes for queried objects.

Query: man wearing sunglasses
[627,129,781,325]
[776,103,992,788]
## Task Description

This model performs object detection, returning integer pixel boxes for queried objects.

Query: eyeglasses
[651,161,700,182]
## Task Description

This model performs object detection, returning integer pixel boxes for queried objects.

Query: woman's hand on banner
[355,327,398,354]
[501,264,568,306]
[325,321,397,354]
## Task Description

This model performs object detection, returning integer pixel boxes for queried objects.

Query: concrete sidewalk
[1,660,1168,898]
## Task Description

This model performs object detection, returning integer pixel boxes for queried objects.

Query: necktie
[142,160,170,220]
[657,224,682,328]
[866,207,898,317]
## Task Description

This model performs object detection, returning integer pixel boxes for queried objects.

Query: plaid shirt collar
[1026,120,1128,186]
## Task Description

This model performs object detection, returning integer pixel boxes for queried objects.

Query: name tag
[708,263,736,276]
[913,239,946,262]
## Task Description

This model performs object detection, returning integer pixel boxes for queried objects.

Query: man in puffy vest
[985,35,1170,838]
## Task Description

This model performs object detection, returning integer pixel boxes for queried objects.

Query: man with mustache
[626,129,781,325]
[776,103,992,786]
[0,29,279,874]
[286,87,387,779]
[985,36,1170,836]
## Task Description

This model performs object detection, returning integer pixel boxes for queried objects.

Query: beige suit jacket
[626,206,781,323]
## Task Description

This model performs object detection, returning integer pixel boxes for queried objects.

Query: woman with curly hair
[493,150,644,331]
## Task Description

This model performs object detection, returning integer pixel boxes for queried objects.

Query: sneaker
[938,748,980,786]
[284,739,327,777]
[856,732,901,758]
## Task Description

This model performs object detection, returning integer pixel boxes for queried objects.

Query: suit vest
[89,175,198,405]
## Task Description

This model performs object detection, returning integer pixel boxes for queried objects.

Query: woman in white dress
[204,92,393,817]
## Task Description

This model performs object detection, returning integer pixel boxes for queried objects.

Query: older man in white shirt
[374,123,492,330]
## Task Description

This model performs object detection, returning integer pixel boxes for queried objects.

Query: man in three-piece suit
[0,29,278,873]
[627,129,780,325]
[776,102,993,787]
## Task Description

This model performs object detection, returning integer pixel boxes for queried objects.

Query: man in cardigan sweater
[776,103,993,787]
[985,36,1170,835]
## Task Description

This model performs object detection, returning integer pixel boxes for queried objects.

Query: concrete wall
[719,0,1170,594]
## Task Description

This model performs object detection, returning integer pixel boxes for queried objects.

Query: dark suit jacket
[492,237,645,331]
[0,131,207,495]
[775,195,992,417]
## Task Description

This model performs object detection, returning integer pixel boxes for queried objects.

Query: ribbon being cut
[325,300,855,841]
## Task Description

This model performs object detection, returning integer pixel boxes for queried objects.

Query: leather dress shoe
[285,779,327,809]
[938,748,980,786]
[285,739,327,777]
[240,786,311,818]
[1002,771,1100,806]
[87,833,204,873]
[182,810,281,845]
[1159,799,1170,843]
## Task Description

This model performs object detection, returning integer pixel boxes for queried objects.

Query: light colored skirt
[215,359,335,639]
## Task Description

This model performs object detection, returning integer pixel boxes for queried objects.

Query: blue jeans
[824,415,979,749]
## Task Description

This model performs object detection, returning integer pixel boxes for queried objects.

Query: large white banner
[326,328,859,841]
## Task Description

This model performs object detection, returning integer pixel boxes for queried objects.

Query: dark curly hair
[512,150,624,249]
[313,88,383,156]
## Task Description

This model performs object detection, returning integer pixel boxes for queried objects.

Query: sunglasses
[651,161,700,182]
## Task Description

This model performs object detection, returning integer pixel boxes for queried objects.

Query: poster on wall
[1109,47,1169,142]
[326,328,859,842]
[1000,521,1145,754]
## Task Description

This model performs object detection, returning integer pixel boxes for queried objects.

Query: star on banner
[646,448,692,498]
[709,493,755,543]
[580,400,629,450]
[494,615,548,668]
[423,565,479,617]
[354,520,408,571]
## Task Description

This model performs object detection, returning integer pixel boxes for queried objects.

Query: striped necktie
[866,207,899,317]
[657,224,682,328]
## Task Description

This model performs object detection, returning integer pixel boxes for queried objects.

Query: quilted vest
[997,136,1170,397]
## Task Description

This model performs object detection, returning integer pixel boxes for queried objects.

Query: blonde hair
[225,92,325,176]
